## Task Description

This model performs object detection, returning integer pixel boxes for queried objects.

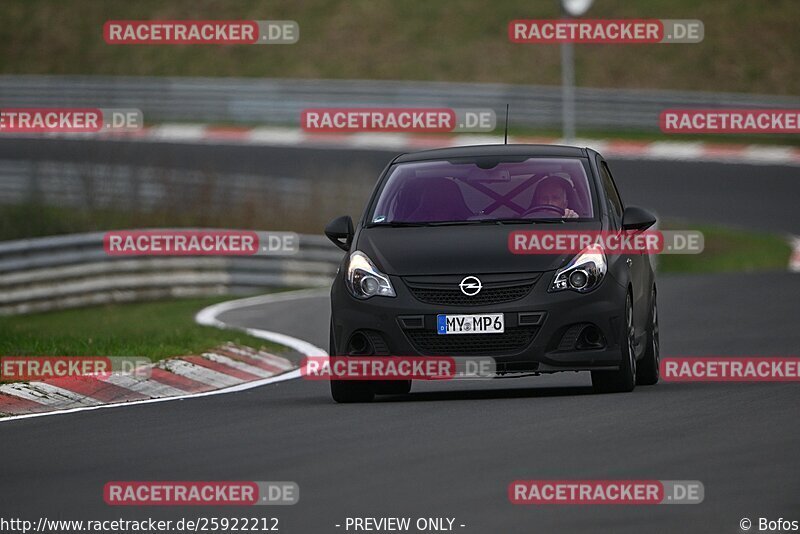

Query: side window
[599,161,624,227]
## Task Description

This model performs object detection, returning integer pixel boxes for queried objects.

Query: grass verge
[659,223,792,273]
[0,297,286,360]
[0,205,792,273]
[0,224,790,366]
[2,0,799,95]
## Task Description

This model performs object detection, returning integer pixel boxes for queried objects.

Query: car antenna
[504,104,510,144]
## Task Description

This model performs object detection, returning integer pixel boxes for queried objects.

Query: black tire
[329,322,375,403]
[330,379,375,403]
[636,288,660,386]
[373,380,412,395]
[592,293,636,393]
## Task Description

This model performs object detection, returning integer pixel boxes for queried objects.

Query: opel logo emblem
[459,276,482,296]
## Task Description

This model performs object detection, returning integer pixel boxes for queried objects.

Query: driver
[530,175,579,218]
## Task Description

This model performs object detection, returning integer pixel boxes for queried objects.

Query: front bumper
[330,271,628,373]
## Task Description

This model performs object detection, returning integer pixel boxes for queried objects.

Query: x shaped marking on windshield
[456,174,543,215]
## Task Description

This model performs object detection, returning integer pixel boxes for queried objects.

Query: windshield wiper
[367,221,431,227]
[422,219,566,226]
[491,218,565,224]
[425,220,488,226]
[369,218,566,227]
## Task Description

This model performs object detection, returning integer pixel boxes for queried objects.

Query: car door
[598,159,648,348]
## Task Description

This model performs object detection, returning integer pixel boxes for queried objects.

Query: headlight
[346,251,396,299]
[550,245,607,293]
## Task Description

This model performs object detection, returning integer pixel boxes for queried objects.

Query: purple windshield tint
[371,158,594,223]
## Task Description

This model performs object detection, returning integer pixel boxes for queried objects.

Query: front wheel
[636,288,660,386]
[330,379,375,403]
[592,293,636,393]
[329,321,375,403]
[374,380,412,395]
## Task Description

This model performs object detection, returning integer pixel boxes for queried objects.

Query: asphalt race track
[2,143,799,533]
[1,138,799,233]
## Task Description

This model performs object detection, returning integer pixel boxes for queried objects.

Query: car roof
[393,143,589,163]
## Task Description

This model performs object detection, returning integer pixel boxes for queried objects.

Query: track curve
[1,149,798,534]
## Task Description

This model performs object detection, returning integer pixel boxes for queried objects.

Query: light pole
[560,0,594,144]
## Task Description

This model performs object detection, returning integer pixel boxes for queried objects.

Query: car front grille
[404,326,539,356]
[404,277,539,307]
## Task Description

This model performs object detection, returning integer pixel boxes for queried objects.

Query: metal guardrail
[0,231,342,315]
[2,75,799,132]
[0,156,372,236]
[0,159,319,211]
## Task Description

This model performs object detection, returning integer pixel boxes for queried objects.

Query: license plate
[437,313,504,335]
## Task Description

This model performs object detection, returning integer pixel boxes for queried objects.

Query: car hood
[355,222,603,276]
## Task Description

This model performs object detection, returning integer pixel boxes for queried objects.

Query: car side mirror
[622,206,656,231]
[325,215,354,251]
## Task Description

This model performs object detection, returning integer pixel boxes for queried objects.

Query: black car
[325,144,659,402]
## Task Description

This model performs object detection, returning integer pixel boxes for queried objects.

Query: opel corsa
[325,145,659,402]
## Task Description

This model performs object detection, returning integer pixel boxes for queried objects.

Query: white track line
[247,127,306,146]
[0,289,328,423]
[195,288,330,356]
[647,141,705,160]
[789,235,800,273]
[149,124,207,141]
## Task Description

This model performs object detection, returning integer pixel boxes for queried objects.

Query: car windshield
[369,157,595,225]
